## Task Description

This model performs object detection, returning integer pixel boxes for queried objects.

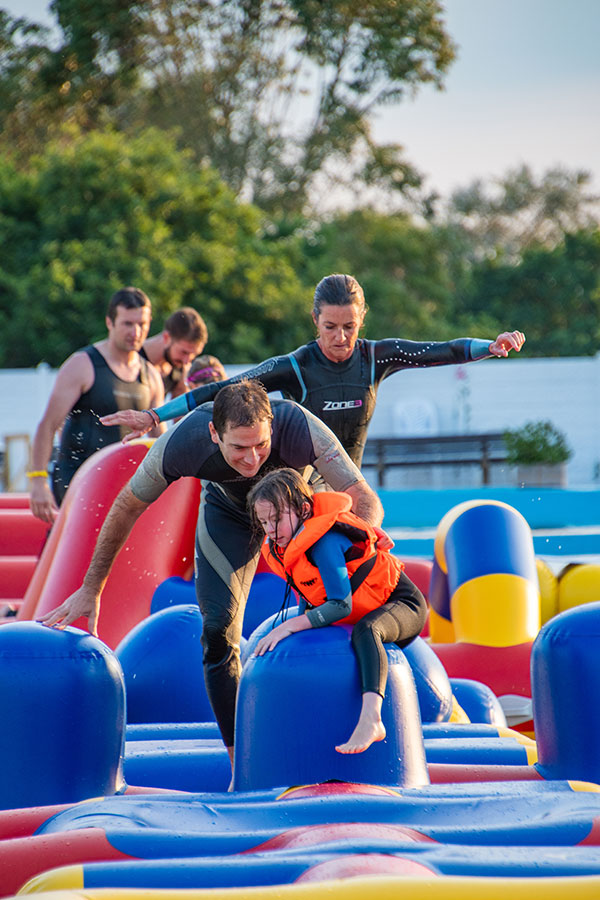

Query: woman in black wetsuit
[101,274,525,466]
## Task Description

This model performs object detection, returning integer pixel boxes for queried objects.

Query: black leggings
[351,570,427,697]
[194,483,261,748]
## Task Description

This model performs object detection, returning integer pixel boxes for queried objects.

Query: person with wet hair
[28,287,164,523]
[101,274,525,467]
[186,354,226,388]
[140,307,208,399]
[248,467,426,754]
[41,381,384,769]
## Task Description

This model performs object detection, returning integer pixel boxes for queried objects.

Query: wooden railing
[362,433,508,488]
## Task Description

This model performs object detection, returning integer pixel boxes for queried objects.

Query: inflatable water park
[3,439,600,899]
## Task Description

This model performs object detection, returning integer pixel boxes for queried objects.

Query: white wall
[366,354,600,488]
[2,355,599,487]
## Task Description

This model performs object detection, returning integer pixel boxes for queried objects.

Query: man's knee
[200,619,238,663]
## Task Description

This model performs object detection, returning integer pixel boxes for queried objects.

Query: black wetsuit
[51,346,152,504]
[129,399,364,747]
[156,337,493,466]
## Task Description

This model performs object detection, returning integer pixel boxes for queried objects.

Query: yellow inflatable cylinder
[430,500,540,646]
[536,558,559,623]
[558,564,600,614]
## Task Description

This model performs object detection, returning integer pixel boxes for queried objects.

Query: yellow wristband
[27,470,48,479]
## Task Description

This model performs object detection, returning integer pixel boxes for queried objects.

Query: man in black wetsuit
[100,274,525,467]
[40,381,384,766]
[28,287,165,524]
[140,307,208,400]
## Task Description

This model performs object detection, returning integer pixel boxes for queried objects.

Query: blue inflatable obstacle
[0,622,125,810]
[234,611,428,791]
[428,499,539,645]
[116,618,519,794]
[119,572,294,725]
[37,780,600,847]
[450,678,507,727]
[402,635,454,723]
[116,604,214,724]
[150,571,292,638]
[533,601,600,783]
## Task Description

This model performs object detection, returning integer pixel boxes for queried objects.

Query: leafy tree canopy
[446,164,600,261]
[0,127,312,366]
[456,229,600,357]
[0,1,455,216]
[299,207,464,341]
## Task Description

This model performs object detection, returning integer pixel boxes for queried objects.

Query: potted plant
[503,420,572,487]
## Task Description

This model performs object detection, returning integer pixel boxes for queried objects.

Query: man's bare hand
[38,586,101,636]
[373,525,394,551]
[29,479,58,525]
[100,409,155,443]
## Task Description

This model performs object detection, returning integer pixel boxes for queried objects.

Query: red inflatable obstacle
[0,495,50,616]
[0,493,33,508]
[18,441,200,648]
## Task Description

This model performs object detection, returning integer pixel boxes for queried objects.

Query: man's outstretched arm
[38,484,151,636]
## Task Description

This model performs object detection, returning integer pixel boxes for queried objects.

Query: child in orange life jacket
[247,468,427,755]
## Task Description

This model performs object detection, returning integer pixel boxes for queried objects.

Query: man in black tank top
[28,288,165,524]
[140,307,208,399]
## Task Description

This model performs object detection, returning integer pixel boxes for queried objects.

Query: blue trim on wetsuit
[469,339,493,360]
[306,531,353,627]
[288,353,308,404]
[368,340,376,386]
[155,391,197,422]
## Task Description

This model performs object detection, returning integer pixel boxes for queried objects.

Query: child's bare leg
[335,691,386,754]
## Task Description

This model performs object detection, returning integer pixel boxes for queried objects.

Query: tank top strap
[84,345,107,369]
[138,355,151,387]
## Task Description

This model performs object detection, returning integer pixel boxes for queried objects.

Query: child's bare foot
[335,719,386,754]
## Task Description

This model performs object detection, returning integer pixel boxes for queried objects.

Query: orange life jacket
[261,491,404,625]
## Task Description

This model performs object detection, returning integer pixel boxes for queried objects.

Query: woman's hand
[99,409,155,443]
[489,331,526,357]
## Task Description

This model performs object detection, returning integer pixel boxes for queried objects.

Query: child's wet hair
[247,468,314,532]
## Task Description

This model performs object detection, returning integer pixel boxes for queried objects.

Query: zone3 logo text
[322,399,363,411]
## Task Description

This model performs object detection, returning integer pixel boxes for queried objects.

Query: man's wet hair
[212,380,273,438]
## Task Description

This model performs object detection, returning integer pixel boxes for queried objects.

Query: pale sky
[374,0,600,198]
[4,0,600,200]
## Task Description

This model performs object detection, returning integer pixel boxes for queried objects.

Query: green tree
[457,229,600,357]
[446,164,600,261]
[299,207,461,340]
[0,127,311,366]
[0,11,58,154]
[1,1,455,216]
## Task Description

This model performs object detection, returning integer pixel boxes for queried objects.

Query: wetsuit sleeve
[372,337,493,383]
[129,429,172,502]
[153,355,303,422]
[305,531,353,627]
